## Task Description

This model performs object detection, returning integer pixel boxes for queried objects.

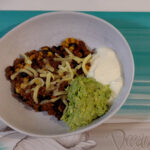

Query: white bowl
[0,12,134,137]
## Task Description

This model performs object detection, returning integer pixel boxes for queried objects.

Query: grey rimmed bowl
[0,11,134,137]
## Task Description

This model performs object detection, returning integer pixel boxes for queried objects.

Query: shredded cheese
[28,78,44,104]
[58,65,68,72]
[62,95,68,106]
[10,69,33,80]
[37,69,46,74]
[65,61,74,79]
[29,78,44,86]
[51,79,61,85]
[11,42,92,107]
[10,64,38,80]
[61,75,72,82]
[64,48,73,56]
[75,64,82,70]
[24,66,38,77]
[57,70,64,76]
[65,48,83,63]
[48,66,54,72]
[32,85,41,104]
[55,53,62,58]
[45,72,54,91]
[40,96,61,104]
[82,54,92,75]
[53,91,67,96]
[46,72,51,91]
[39,74,47,77]
[21,54,32,65]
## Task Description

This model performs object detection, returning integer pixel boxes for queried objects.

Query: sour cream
[88,47,123,104]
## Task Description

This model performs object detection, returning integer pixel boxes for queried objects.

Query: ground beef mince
[5,38,92,120]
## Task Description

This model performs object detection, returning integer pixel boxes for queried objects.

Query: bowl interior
[0,12,134,137]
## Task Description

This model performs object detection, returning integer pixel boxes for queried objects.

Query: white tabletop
[0,0,150,11]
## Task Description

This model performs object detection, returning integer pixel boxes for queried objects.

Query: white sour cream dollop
[87,47,123,104]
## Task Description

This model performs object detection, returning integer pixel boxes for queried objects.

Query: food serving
[5,37,123,130]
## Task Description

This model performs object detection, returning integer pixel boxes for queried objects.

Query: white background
[0,0,149,11]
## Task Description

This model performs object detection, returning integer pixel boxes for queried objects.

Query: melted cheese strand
[10,69,33,80]
[82,54,91,75]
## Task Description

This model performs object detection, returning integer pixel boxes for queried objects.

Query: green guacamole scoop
[61,76,111,130]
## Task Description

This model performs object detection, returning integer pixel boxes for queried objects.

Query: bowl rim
[0,11,135,137]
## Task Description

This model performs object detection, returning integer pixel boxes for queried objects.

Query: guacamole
[61,76,111,130]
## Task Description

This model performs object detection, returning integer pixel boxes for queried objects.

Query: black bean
[38,95,51,102]
[20,72,28,77]
[69,43,77,48]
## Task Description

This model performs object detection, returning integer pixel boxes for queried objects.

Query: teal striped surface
[1,11,150,116]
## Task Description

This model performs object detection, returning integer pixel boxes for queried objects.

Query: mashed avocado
[61,76,111,130]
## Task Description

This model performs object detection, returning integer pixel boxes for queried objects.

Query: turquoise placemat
[1,11,150,117]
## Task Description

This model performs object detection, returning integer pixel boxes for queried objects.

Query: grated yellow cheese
[24,66,38,77]
[62,95,68,106]
[12,44,92,106]
[45,72,54,91]
[51,79,61,85]
[75,64,82,70]
[57,70,64,76]
[29,78,44,104]
[58,65,68,72]
[65,61,74,79]
[21,54,32,65]
[61,75,72,82]
[11,64,38,80]
[46,72,51,91]
[64,48,83,63]
[29,78,44,86]
[72,64,82,75]
[39,74,47,77]
[10,69,33,80]
[53,91,67,96]
[64,48,73,56]
[40,96,61,104]
[37,69,46,74]
[48,66,54,72]
[55,53,62,58]
[32,85,41,104]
